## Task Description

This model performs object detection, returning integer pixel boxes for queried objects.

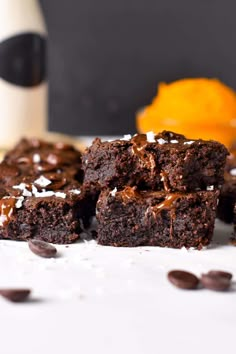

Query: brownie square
[82,131,228,192]
[96,186,219,248]
[217,151,236,223]
[0,138,96,243]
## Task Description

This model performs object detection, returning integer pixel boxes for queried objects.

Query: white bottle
[0,0,47,148]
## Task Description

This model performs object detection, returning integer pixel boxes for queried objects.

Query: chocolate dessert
[217,150,236,223]
[0,138,96,243]
[82,131,228,193]
[96,186,219,248]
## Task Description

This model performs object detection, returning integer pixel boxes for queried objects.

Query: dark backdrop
[40,0,236,135]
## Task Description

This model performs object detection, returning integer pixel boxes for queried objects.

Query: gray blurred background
[40,0,236,135]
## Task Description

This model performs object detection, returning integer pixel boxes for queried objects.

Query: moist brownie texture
[217,150,236,223]
[96,186,219,248]
[0,138,96,243]
[82,131,228,193]
[232,204,236,242]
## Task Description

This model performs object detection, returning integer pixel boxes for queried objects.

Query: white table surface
[0,219,235,354]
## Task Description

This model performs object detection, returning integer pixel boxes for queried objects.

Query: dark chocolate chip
[28,239,57,258]
[167,270,199,289]
[207,270,233,281]
[201,273,231,291]
[0,289,31,302]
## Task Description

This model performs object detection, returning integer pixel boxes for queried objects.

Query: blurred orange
[137,78,236,147]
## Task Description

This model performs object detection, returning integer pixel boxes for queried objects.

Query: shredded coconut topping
[146,131,156,143]
[54,192,66,199]
[31,185,66,198]
[15,196,24,208]
[157,138,167,145]
[22,189,32,197]
[34,175,52,188]
[110,187,117,197]
[184,141,194,145]
[69,189,81,195]
[121,134,132,141]
[206,185,214,191]
[230,168,236,176]
[13,183,27,191]
[32,185,38,195]
[34,190,55,197]
[33,153,41,163]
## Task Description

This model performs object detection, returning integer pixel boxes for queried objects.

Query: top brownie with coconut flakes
[82,131,228,193]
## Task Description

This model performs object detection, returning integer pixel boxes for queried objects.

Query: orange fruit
[136,78,236,147]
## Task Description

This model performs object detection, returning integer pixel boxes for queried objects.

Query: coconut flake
[170,139,178,143]
[34,175,52,188]
[206,185,214,191]
[34,190,55,198]
[33,153,41,163]
[121,134,132,141]
[54,192,66,199]
[13,183,27,191]
[157,138,167,145]
[32,185,38,195]
[22,189,32,197]
[230,168,236,176]
[110,187,117,197]
[69,189,81,195]
[184,140,194,145]
[146,131,156,143]
[15,196,24,208]
[13,183,32,197]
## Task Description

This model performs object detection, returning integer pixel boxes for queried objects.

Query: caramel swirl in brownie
[149,193,182,239]
[118,186,182,215]
[150,193,182,214]
[0,197,16,227]
[119,186,140,202]
[131,134,156,172]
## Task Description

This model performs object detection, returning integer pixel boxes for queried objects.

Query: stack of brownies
[82,131,228,248]
[0,138,96,243]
